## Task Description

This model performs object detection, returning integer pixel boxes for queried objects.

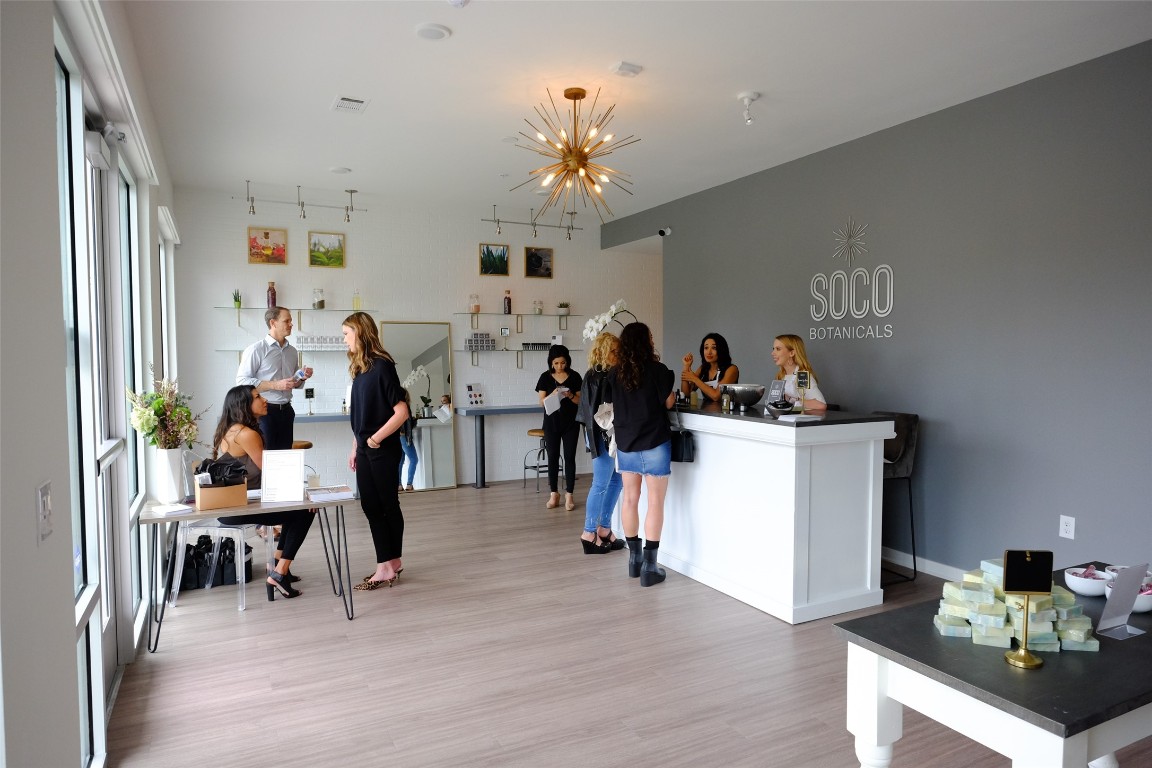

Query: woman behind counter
[681,332,739,403]
[535,344,582,511]
[212,385,316,600]
[771,334,827,413]
[343,312,408,591]
[577,331,624,554]
[607,322,676,587]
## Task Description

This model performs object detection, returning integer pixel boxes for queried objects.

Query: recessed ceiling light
[501,136,519,144]
[610,61,643,78]
[415,23,452,40]
[330,167,352,175]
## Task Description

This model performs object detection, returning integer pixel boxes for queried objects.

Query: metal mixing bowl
[764,400,794,418]
[722,384,766,410]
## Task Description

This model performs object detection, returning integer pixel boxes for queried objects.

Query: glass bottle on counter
[503,289,512,314]
[267,281,277,308]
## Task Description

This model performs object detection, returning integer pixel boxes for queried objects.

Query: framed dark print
[308,231,345,267]
[479,243,509,276]
[248,227,288,264]
[525,246,553,279]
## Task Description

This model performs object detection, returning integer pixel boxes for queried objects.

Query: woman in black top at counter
[607,322,676,587]
[343,312,408,591]
[681,332,739,403]
[535,344,582,511]
[213,385,316,600]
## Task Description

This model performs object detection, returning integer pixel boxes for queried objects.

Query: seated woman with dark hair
[681,332,739,403]
[212,385,316,600]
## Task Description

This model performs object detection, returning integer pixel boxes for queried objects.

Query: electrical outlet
[36,482,53,542]
[1059,514,1075,540]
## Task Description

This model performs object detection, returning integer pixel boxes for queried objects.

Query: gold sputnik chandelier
[511,87,640,224]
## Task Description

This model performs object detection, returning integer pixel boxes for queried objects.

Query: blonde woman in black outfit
[605,323,676,586]
[342,312,408,591]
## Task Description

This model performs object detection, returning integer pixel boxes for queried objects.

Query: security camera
[658,227,672,237]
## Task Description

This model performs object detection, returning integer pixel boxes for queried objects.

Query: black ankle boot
[626,538,643,578]
[640,547,666,587]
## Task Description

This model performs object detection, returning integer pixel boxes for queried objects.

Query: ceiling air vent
[331,96,370,114]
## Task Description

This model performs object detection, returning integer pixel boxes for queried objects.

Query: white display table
[658,406,894,624]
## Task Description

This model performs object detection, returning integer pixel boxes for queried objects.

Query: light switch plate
[36,481,53,542]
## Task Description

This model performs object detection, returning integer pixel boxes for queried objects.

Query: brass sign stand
[1002,549,1053,670]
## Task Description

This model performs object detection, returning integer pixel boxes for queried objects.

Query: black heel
[267,570,301,599]
[274,559,301,583]
[581,537,610,554]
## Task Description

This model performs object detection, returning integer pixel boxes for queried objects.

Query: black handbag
[669,410,695,463]
[670,429,695,462]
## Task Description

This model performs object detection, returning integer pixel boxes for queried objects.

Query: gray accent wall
[604,41,1152,575]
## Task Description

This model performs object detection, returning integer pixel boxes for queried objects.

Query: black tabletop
[834,563,1152,737]
[674,401,892,427]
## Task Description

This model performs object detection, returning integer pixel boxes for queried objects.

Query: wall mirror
[380,321,456,490]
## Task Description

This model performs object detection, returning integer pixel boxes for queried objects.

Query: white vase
[154,448,186,503]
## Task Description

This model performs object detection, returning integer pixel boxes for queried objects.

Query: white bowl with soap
[1064,566,1113,597]
[1104,565,1152,585]
[1105,579,1152,612]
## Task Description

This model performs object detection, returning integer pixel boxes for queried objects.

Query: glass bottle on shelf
[503,290,512,314]
[533,300,543,315]
[352,289,362,311]
[312,288,325,309]
[267,281,277,308]
[469,294,480,313]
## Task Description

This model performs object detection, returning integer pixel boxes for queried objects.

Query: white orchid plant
[581,298,638,342]
[402,365,432,407]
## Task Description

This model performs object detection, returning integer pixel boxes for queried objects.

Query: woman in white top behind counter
[771,334,827,414]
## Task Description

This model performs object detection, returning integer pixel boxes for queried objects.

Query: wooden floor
[108,480,1152,768]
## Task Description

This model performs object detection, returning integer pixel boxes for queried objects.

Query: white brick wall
[173,187,662,488]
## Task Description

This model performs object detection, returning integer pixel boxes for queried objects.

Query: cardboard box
[194,481,247,511]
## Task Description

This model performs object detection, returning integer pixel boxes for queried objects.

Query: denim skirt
[616,439,672,477]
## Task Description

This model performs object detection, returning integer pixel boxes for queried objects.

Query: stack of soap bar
[931,557,1101,652]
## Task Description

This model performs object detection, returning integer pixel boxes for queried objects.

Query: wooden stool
[523,428,560,492]
[291,440,313,450]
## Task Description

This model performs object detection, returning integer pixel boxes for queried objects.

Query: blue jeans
[398,434,418,486]
[584,433,622,534]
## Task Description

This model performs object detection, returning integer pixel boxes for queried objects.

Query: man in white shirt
[235,306,313,450]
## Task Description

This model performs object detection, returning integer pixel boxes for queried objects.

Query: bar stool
[873,411,920,584]
[523,428,563,492]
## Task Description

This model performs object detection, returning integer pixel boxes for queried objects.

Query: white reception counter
[656,405,894,624]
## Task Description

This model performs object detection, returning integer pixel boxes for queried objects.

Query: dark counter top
[834,562,1152,737]
[674,401,892,428]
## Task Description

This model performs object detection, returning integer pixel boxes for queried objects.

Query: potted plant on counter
[556,301,571,316]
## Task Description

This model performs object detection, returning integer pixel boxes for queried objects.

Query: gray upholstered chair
[873,411,919,583]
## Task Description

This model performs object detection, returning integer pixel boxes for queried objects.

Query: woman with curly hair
[342,312,408,590]
[605,322,676,586]
[576,331,624,554]
[680,332,739,403]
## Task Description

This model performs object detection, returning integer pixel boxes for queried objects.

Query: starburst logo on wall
[833,217,869,268]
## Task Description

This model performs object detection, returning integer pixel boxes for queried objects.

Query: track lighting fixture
[241,181,368,218]
[480,205,584,236]
[738,91,760,126]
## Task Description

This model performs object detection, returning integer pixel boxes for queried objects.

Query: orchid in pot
[402,365,432,412]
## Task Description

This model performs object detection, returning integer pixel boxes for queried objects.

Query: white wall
[173,187,662,489]
[0,3,84,765]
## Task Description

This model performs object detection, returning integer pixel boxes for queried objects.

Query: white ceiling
[118,0,1152,226]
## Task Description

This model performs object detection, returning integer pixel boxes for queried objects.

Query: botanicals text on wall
[809,264,894,340]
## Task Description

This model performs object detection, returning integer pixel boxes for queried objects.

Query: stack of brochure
[307,485,356,502]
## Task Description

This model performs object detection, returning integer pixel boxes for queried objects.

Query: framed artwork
[525,246,553,279]
[308,231,345,268]
[248,227,287,264]
[479,243,509,276]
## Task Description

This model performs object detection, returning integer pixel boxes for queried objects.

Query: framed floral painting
[248,227,287,264]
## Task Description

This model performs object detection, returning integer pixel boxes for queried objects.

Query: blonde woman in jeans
[577,331,624,554]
